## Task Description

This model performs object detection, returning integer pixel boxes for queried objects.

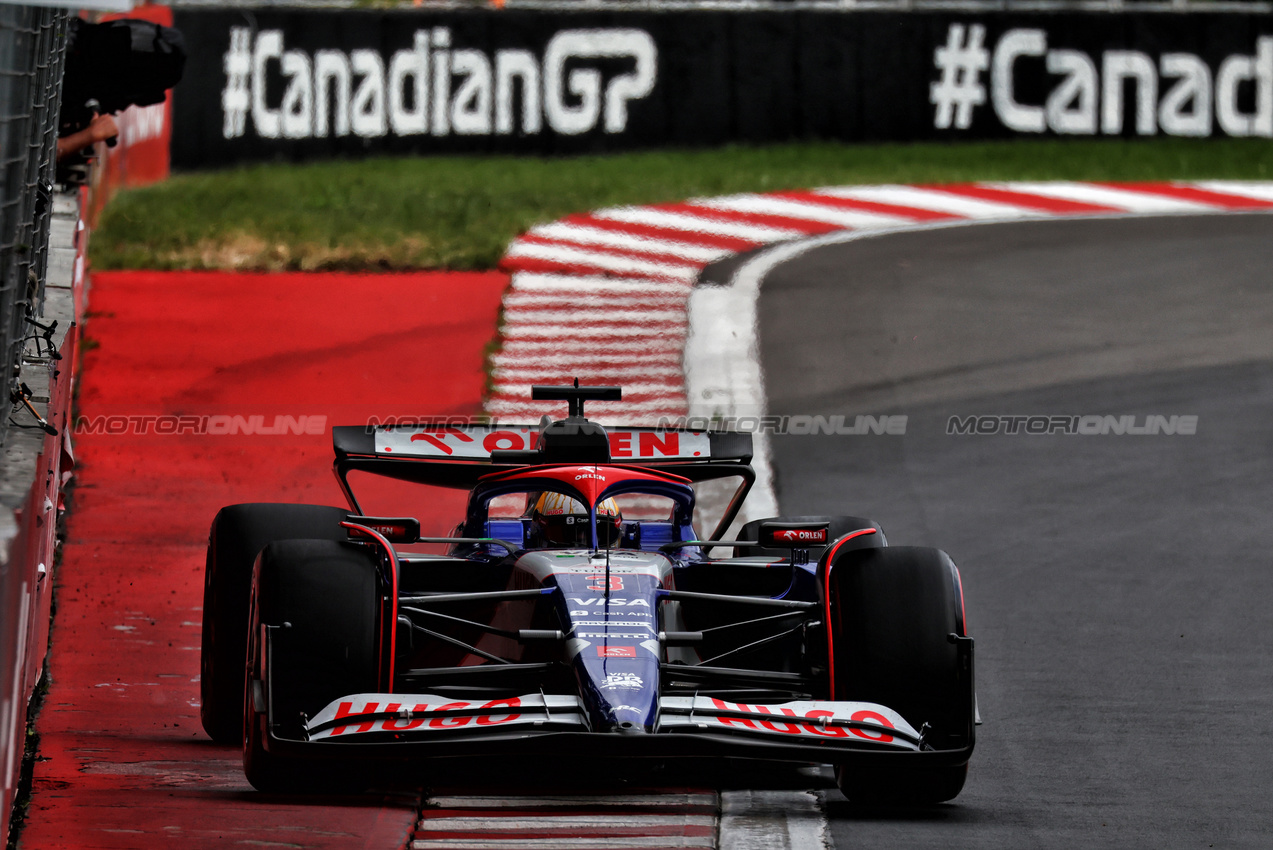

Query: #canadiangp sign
[220,26,654,141]
[931,20,1273,138]
[173,9,672,164]
[171,9,1273,167]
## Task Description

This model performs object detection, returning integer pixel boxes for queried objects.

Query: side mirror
[755,521,829,548]
[344,515,420,544]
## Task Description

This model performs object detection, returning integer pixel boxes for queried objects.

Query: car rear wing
[332,423,756,537]
[334,424,753,465]
[333,425,754,491]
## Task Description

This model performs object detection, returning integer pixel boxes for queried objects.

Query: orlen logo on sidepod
[772,528,828,544]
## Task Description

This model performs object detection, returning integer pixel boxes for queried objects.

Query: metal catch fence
[0,5,69,449]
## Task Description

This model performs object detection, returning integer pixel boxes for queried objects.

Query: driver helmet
[531,492,623,548]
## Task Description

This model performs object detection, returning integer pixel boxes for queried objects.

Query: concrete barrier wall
[0,328,77,811]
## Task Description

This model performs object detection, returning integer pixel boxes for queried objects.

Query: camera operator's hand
[56,113,119,161]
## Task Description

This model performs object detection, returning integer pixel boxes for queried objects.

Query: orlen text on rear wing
[334,424,752,466]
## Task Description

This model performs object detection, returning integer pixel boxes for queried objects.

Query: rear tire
[201,503,351,744]
[825,546,972,805]
[243,539,380,793]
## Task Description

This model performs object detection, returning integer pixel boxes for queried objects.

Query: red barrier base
[19,270,508,850]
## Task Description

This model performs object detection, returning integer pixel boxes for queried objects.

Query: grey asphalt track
[755,214,1273,848]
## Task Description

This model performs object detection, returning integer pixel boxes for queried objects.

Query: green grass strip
[92,138,1273,272]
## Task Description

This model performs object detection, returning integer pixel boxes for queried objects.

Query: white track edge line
[718,790,828,850]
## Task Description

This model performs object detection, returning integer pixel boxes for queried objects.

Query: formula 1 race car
[199,384,976,803]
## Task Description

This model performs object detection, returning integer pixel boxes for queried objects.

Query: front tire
[824,546,973,805]
[836,763,968,806]
[243,539,380,793]
[200,503,351,744]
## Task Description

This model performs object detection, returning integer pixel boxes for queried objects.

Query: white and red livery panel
[656,697,921,750]
[306,692,920,751]
[374,425,711,460]
[306,693,587,740]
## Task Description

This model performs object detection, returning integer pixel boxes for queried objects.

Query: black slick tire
[200,503,350,744]
[824,546,972,805]
[243,539,380,793]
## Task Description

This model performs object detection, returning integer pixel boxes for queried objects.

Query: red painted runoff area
[18,270,508,849]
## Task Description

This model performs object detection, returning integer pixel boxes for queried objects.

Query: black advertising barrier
[171,8,1273,168]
